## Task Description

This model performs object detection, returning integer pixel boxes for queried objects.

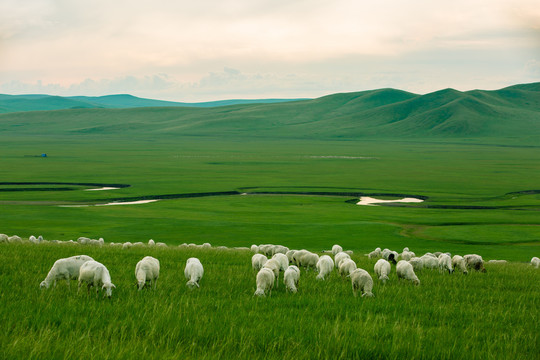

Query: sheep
[0,234,8,243]
[8,235,22,243]
[251,254,268,271]
[284,265,300,293]
[132,242,146,248]
[408,257,423,272]
[201,243,211,249]
[184,258,204,289]
[382,249,398,264]
[250,244,259,253]
[338,258,357,277]
[148,239,155,247]
[350,269,374,297]
[258,244,275,257]
[263,258,281,287]
[452,255,468,274]
[531,257,540,268]
[396,260,420,285]
[135,256,160,290]
[156,242,168,248]
[464,254,486,272]
[254,268,275,297]
[78,260,116,297]
[316,255,334,280]
[294,251,319,270]
[286,250,297,263]
[272,253,289,271]
[438,253,453,274]
[374,259,391,283]
[40,255,95,289]
[122,242,133,249]
[334,251,351,268]
[331,244,343,256]
[401,250,416,261]
[367,247,382,259]
[273,245,289,255]
[420,254,438,269]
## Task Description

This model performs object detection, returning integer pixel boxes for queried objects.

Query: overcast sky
[1,0,539,101]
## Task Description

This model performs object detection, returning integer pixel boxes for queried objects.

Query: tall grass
[1,243,538,359]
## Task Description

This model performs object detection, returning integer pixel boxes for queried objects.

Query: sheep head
[102,282,116,297]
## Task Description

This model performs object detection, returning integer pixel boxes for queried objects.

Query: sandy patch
[357,197,424,206]
[84,187,120,191]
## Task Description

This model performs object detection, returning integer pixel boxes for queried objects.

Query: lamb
[135,256,160,290]
[452,255,468,274]
[254,268,275,297]
[334,251,351,268]
[251,254,268,271]
[263,258,281,287]
[531,257,540,268]
[350,269,374,297]
[40,255,95,289]
[408,257,423,272]
[438,253,453,274]
[374,259,391,283]
[284,265,300,293]
[464,254,486,272]
[272,253,289,271]
[78,260,116,297]
[184,258,204,289]
[316,255,334,280]
[331,244,343,256]
[396,260,420,285]
[339,258,357,276]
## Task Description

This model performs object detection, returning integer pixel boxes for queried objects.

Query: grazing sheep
[334,251,351,268]
[0,234,8,243]
[273,245,289,255]
[339,258,357,276]
[350,269,374,297]
[284,265,300,293]
[531,257,540,268]
[272,253,289,271]
[396,260,420,285]
[78,260,116,297]
[148,239,155,247]
[408,257,423,272]
[374,259,391,283]
[464,254,486,272]
[331,244,343,256]
[258,244,275,257]
[8,235,22,243]
[184,258,204,289]
[156,242,168,248]
[294,251,319,270]
[252,254,268,272]
[438,253,454,274]
[367,247,382,259]
[452,255,468,274]
[122,242,133,249]
[286,250,297,263]
[401,250,416,261]
[40,255,95,289]
[135,256,160,290]
[421,254,438,269]
[254,268,275,297]
[316,255,334,280]
[133,242,145,248]
[263,258,281,287]
[250,244,259,253]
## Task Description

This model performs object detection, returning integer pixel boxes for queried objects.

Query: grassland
[0,243,538,360]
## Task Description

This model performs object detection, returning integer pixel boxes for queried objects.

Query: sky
[0,0,539,102]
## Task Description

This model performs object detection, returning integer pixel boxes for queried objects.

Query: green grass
[0,243,538,360]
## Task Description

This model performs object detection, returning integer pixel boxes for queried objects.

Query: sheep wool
[78,260,116,297]
[338,258,357,277]
[135,256,160,290]
[40,255,95,289]
[350,269,374,297]
[451,255,468,274]
[374,259,391,283]
[331,244,343,256]
[396,260,420,285]
[254,268,275,297]
[438,253,454,274]
[531,257,540,268]
[284,265,300,293]
[251,254,268,272]
[316,255,334,280]
[184,258,204,289]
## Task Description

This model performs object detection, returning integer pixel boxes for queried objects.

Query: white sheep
[401,250,416,261]
[184,258,204,289]
[531,257,540,268]
[339,258,357,276]
[252,254,268,271]
[135,256,160,290]
[8,235,22,243]
[374,259,391,283]
[331,244,343,256]
[420,254,438,269]
[0,234,8,243]
[284,265,300,293]
[451,255,468,274]
[254,268,275,297]
[122,242,133,249]
[263,258,281,287]
[334,251,351,268]
[258,244,275,257]
[294,251,319,270]
[382,249,398,264]
[40,255,95,289]
[438,253,453,274]
[78,260,116,297]
[350,269,374,297]
[367,247,382,259]
[273,245,289,255]
[464,254,486,272]
[408,257,423,272]
[396,260,420,285]
[250,244,259,253]
[272,253,289,271]
[316,255,334,280]
[286,250,297,263]
[148,239,155,247]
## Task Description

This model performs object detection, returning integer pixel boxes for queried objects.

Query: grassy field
[0,243,538,360]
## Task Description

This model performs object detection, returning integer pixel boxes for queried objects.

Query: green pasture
[0,244,538,360]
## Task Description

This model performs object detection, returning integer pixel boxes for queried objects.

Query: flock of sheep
[2,233,540,298]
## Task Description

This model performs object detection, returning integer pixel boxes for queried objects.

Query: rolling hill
[0,83,539,143]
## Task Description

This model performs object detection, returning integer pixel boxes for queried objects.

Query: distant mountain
[0,83,539,143]
[0,94,307,114]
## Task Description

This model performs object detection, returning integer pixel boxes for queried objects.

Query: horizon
[1,0,539,102]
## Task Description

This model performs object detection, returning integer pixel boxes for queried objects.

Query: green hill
[0,83,539,143]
